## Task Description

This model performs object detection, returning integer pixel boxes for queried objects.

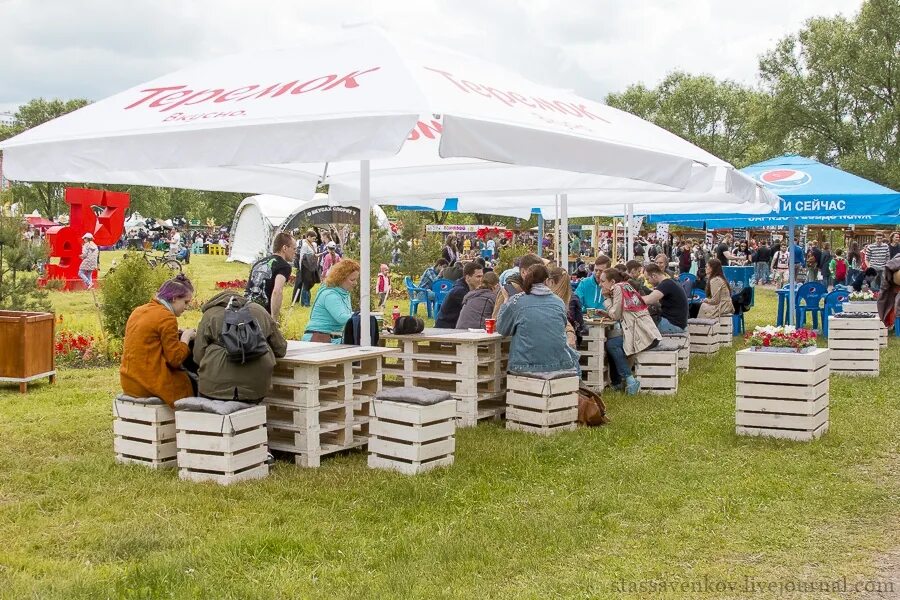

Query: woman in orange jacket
[120,274,196,406]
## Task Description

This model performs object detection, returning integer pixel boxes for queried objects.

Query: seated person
[457,272,500,329]
[574,254,611,309]
[596,268,661,395]
[697,258,735,320]
[120,274,196,407]
[497,265,579,373]
[625,259,652,295]
[302,259,360,342]
[435,262,484,328]
[548,267,585,349]
[193,291,288,402]
[642,264,689,334]
[419,258,448,301]
[492,272,524,321]
[851,267,878,292]
[654,253,675,278]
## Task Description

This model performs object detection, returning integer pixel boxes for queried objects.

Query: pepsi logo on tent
[758,169,812,188]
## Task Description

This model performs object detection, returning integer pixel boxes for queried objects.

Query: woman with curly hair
[302,259,360,343]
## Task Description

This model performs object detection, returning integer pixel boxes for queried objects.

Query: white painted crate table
[735,348,829,441]
[368,388,456,475]
[113,395,176,469]
[632,339,680,395]
[827,316,880,376]
[687,318,719,355]
[380,329,506,427]
[175,404,268,485]
[842,301,888,348]
[579,318,609,391]
[505,372,579,435]
[717,316,733,347]
[265,341,396,467]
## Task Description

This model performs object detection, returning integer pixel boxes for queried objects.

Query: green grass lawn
[1,252,899,598]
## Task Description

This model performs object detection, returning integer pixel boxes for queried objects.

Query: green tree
[606,72,774,167]
[758,0,900,188]
[0,98,90,218]
[0,216,50,311]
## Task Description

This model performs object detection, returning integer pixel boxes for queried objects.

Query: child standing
[376,264,392,309]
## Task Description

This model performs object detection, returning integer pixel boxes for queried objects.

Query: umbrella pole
[788,217,796,327]
[537,212,544,258]
[360,160,371,346]
[560,193,568,270]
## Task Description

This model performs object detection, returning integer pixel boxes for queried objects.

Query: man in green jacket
[193,291,288,402]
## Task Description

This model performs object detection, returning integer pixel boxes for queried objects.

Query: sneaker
[265,452,276,465]
[609,382,625,392]
[625,376,641,396]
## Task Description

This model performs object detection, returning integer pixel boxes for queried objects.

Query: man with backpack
[246,232,296,320]
[193,291,288,402]
[830,249,848,287]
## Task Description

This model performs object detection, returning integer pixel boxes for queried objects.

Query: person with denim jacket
[497,264,579,374]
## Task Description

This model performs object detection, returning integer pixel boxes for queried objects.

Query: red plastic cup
[484,318,496,334]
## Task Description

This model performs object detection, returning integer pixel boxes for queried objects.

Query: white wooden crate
[633,347,679,395]
[113,399,177,469]
[735,348,829,441]
[827,316,880,376]
[717,316,733,347]
[176,405,269,485]
[368,398,456,475]
[662,333,690,372]
[578,325,606,392]
[687,320,719,355]
[505,374,578,435]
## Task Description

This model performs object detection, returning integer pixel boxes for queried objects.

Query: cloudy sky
[0,0,864,115]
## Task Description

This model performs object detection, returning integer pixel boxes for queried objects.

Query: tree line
[1,0,896,223]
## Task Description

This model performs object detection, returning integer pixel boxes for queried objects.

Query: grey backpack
[220,297,270,364]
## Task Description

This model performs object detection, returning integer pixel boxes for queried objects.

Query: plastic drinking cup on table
[484,319,496,334]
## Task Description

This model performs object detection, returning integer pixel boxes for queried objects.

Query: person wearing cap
[78,232,99,290]
[321,240,341,278]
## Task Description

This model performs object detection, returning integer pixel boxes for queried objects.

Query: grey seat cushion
[116,393,166,406]
[653,338,683,352]
[688,318,718,326]
[174,397,256,415]
[508,369,578,380]
[375,386,453,405]
[662,331,689,338]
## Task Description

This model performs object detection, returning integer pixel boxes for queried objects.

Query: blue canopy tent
[646,155,900,325]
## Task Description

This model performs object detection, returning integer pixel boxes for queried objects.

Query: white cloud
[0,0,864,109]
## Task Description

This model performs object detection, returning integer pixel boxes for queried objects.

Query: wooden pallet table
[688,319,719,355]
[505,374,579,435]
[633,342,680,395]
[579,319,607,391]
[176,405,268,484]
[735,348,829,441]
[265,341,396,467]
[380,329,506,427]
[827,316,880,376]
[368,395,456,475]
[113,397,177,469]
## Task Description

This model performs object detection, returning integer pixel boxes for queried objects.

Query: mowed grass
[1,252,899,598]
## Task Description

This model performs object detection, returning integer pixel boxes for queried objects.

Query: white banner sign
[629,216,644,237]
[656,223,669,242]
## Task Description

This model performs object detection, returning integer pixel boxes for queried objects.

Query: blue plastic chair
[732,313,745,335]
[895,315,900,338]
[678,272,697,284]
[431,278,454,317]
[821,289,849,337]
[404,276,432,318]
[689,289,706,304]
[795,281,828,330]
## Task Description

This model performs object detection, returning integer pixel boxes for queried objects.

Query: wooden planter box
[842,301,878,314]
[0,311,56,393]
[735,348,829,441]
[827,316,880,376]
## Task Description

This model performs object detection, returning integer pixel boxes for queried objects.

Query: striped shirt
[865,242,889,269]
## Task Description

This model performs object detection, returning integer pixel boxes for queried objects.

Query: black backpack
[341,312,380,346]
[220,297,270,364]
[393,316,425,335]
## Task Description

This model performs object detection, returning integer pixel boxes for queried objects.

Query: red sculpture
[44,188,129,290]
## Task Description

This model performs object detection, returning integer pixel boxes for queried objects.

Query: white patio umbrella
[0,25,773,344]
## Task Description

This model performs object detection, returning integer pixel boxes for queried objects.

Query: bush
[100,253,171,338]
[496,243,532,273]
[0,216,50,311]
[399,233,443,280]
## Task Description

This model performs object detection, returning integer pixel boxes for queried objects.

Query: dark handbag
[309,332,332,343]
[577,386,609,426]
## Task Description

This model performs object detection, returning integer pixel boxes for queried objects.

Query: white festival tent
[0,25,777,344]
[227,194,311,264]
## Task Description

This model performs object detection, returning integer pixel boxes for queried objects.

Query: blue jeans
[754,262,769,284]
[657,317,686,334]
[604,335,633,386]
[78,269,93,288]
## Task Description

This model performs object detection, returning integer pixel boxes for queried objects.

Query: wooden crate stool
[174,400,268,485]
[368,387,456,475]
[735,348,829,441]
[827,316,880,376]
[662,332,690,372]
[633,339,680,395]
[717,316,733,347]
[687,318,719,355]
[505,372,579,435]
[113,394,177,469]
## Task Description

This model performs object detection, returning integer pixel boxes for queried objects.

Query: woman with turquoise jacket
[497,264,580,374]
[302,259,360,343]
